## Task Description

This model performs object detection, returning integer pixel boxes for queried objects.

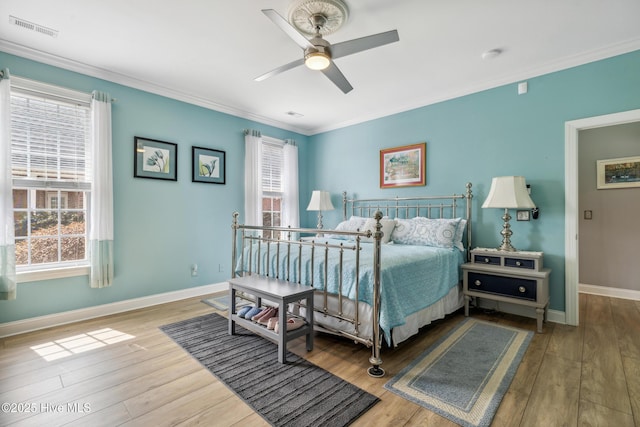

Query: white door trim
[564,108,640,326]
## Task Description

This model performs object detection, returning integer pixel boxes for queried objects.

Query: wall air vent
[9,15,59,38]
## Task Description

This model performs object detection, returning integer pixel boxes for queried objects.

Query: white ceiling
[1,0,640,136]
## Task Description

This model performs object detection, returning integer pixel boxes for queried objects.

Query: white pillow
[391,217,461,249]
[328,216,368,239]
[453,219,467,252]
[360,218,397,244]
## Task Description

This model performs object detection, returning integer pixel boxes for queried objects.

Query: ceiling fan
[255,0,399,94]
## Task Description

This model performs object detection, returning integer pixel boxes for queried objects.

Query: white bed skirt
[301,282,464,346]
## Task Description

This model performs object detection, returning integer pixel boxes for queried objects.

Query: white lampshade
[306,191,334,211]
[482,176,536,209]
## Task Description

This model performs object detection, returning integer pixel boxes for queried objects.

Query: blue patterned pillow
[391,217,461,249]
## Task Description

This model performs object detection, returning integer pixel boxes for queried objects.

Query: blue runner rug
[384,318,532,427]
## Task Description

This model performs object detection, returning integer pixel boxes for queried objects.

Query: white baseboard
[0,282,228,338]
[579,283,640,301]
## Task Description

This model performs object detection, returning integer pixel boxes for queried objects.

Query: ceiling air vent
[9,15,59,38]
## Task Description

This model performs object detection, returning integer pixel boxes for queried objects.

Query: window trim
[17,265,91,283]
[10,77,92,279]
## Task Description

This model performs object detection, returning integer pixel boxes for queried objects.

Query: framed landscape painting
[192,146,226,184]
[596,156,640,189]
[134,137,177,181]
[380,142,426,188]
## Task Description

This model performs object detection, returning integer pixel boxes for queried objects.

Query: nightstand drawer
[473,254,501,266]
[468,272,537,301]
[504,257,535,269]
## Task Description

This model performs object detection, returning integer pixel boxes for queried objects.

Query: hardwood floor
[1,293,638,426]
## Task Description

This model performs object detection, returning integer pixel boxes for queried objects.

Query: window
[10,78,92,274]
[261,139,284,238]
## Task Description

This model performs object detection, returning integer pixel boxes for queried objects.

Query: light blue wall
[0,52,310,323]
[2,49,639,322]
[306,50,640,312]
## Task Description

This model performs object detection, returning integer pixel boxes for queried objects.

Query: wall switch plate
[584,210,593,220]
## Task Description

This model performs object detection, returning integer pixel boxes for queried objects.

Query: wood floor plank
[176,394,267,427]
[547,323,584,363]
[123,370,217,419]
[610,297,640,359]
[622,355,640,427]
[578,400,636,427]
[519,353,581,427]
[0,375,62,403]
[581,323,632,414]
[61,403,132,427]
[59,340,179,387]
[117,381,232,427]
[351,390,422,426]
[583,294,612,325]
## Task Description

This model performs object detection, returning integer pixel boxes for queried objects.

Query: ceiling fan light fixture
[305,51,331,70]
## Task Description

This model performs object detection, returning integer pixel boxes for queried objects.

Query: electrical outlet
[218,264,223,273]
[191,264,198,277]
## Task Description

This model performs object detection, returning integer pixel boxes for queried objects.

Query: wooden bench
[228,274,314,363]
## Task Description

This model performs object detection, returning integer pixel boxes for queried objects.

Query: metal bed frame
[231,183,473,377]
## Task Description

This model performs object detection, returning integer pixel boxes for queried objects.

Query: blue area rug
[384,318,532,427]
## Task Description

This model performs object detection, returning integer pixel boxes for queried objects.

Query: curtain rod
[242,129,296,146]
[1,70,116,102]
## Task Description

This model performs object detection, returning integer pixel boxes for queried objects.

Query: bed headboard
[342,182,473,258]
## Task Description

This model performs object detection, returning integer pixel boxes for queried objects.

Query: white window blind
[262,140,283,193]
[10,86,92,190]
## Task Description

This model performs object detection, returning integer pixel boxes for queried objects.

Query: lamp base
[497,242,517,252]
[496,208,517,252]
[316,212,324,237]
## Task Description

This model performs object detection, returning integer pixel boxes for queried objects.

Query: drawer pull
[474,280,482,287]
[516,261,522,266]
[483,258,490,263]
[518,286,526,293]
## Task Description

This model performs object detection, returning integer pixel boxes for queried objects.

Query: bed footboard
[231,211,386,377]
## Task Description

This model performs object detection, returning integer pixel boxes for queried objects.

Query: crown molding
[0,40,308,135]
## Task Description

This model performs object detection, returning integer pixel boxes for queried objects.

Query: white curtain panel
[0,70,16,300]
[282,143,300,228]
[244,131,263,226]
[89,91,114,288]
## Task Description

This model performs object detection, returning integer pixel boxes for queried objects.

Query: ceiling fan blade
[262,9,314,50]
[331,30,399,59]
[255,58,305,82]
[321,62,353,94]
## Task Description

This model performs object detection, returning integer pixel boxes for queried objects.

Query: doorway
[564,108,640,326]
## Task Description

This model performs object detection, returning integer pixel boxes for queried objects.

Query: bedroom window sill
[17,266,90,283]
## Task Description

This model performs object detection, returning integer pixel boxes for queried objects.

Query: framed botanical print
[192,146,226,185]
[134,137,178,181]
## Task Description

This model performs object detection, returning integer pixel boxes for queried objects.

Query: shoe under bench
[228,274,314,363]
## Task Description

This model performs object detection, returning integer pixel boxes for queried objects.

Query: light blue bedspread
[236,240,463,344]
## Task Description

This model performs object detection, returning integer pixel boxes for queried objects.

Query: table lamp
[482,176,536,252]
